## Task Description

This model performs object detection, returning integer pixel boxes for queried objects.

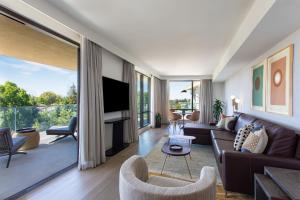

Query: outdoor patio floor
[0,132,77,199]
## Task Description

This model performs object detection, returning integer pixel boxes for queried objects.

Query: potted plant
[213,99,225,123]
[155,113,162,128]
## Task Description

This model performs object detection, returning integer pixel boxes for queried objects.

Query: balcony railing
[0,104,77,132]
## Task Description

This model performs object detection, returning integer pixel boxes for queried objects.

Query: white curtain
[199,79,213,124]
[78,37,106,170]
[161,80,170,124]
[151,77,162,127]
[122,61,138,143]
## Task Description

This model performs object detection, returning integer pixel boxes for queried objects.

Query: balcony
[0,104,78,199]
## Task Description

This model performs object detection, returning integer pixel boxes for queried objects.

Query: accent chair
[186,110,200,122]
[119,155,216,200]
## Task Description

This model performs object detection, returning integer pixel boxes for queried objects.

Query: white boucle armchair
[119,155,216,200]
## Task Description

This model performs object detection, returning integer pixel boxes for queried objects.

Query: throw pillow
[216,114,231,129]
[252,125,263,132]
[241,127,268,153]
[234,124,254,151]
[216,118,225,128]
[224,116,237,131]
[216,114,225,128]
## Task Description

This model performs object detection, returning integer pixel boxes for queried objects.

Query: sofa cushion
[294,136,300,160]
[234,114,256,133]
[211,130,235,141]
[212,138,234,163]
[254,119,297,157]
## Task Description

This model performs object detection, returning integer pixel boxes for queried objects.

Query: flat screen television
[102,76,129,113]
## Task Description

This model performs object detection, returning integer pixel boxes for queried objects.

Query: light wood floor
[18,127,167,200]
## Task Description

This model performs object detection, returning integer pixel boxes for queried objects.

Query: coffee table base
[160,154,192,179]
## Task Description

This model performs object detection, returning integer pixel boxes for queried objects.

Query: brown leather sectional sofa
[184,112,300,194]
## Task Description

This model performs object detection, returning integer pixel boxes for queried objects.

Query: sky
[169,81,192,100]
[0,55,77,97]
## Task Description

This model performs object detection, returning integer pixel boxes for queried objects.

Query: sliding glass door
[169,81,200,110]
[136,72,151,129]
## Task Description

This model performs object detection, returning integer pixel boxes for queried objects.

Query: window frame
[136,72,151,129]
[169,80,200,111]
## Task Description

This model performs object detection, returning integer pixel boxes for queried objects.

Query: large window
[136,72,151,128]
[169,81,200,110]
[0,13,78,199]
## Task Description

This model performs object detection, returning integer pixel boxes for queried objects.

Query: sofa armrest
[221,151,253,193]
[223,150,300,170]
[221,150,300,194]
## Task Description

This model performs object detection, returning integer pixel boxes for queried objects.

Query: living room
[1,0,300,200]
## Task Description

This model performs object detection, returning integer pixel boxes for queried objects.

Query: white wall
[224,28,300,130]
[213,82,225,101]
[102,49,123,149]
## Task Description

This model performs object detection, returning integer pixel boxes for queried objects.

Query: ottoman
[183,123,217,145]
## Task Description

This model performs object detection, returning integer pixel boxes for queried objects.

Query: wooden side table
[254,167,300,200]
[254,174,288,200]
[16,128,40,150]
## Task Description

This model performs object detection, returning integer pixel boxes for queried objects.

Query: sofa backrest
[253,119,297,158]
[234,113,256,133]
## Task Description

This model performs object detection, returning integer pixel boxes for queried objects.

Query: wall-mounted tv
[102,76,129,113]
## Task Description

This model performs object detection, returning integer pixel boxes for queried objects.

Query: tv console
[105,117,130,157]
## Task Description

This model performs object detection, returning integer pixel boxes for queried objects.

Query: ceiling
[0,14,77,70]
[35,0,253,76]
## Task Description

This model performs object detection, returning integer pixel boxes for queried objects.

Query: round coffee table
[161,141,192,178]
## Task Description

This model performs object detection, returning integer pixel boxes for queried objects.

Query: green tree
[64,84,77,104]
[38,91,62,105]
[0,81,32,107]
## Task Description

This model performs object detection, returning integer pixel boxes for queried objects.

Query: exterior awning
[0,14,77,71]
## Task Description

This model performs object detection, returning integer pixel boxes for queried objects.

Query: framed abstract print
[251,61,266,111]
[266,45,293,116]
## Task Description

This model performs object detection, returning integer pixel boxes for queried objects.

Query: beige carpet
[145,136,253,200]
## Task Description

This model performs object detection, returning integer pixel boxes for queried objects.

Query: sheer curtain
[151,77,162,127]
[122,61,138,143]
[161,80,170,124]
[199,79,213,124]
[78,37,106,170]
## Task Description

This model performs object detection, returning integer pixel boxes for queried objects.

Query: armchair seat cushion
[211,130,235,141]
[147,176,191,187]
[12,136,27,152]
[46,126,72,135]
[212,138,234,163]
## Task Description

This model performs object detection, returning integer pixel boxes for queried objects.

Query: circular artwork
[273,70,282,87]
[255,77,260,90]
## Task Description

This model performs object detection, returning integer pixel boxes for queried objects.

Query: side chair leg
[6,154,12,168]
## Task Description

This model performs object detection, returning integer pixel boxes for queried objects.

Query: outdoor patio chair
[0,128,27,168]
[186,110,200,122]
[46,116,77,143]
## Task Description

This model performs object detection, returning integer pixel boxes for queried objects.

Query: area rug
[145,136,222,183]
[145,136,253,200]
